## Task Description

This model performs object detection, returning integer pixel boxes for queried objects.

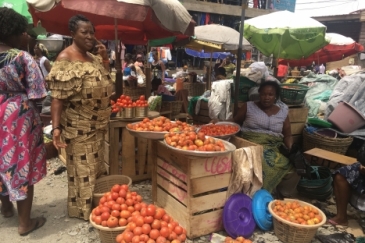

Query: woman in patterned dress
[0,8,47,235]
[47,15,113,220]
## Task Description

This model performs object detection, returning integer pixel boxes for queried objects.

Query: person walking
[46,15,113,220]
[0,7,48,235]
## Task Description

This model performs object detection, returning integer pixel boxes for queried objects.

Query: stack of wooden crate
[288,106,309,145]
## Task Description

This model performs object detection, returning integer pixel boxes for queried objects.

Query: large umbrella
[1,0,32,23]
[26,0,195,44]
[184,25,251,88]
[185,48,231,59]
[278,33,365,66]
[244,10,329,59]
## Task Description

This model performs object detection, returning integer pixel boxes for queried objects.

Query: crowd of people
[0,6,363,239]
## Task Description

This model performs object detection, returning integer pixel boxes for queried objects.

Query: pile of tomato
[90,184,187,243]
[199,124,239,137]
[225,236,252,243]
[127,117,194,133]
[111,95,148,113]
[272,200,323,225]
[164,131,226,152]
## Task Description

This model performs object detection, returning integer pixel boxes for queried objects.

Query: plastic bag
[316,233,356,243]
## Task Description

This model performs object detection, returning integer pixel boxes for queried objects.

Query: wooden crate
[152,136,261,239]
[192,100,211,124]
[106,119,153,181]
[289,106,308,136]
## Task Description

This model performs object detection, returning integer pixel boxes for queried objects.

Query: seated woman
[218,81,300,196]
[215,67,227,81]
[328,146,365,227]
[151,77,172,96]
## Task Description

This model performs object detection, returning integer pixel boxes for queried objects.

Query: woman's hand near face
[94,39,108,60]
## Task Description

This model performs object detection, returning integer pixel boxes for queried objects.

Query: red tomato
[156,236,167,243]
[151,219,161,230]
[133,226,143,236]
[131,235,140,243]
[116,197,125,205]
[162,214,170,223]
[93,207,101,216]
[111,210,120,218]
[116,233,123,243]
[174,226,183,235]
[120,95,126,100]
[160,227,170,238]
[141,207,147,217]
[144,216,154,224]
[120,210,131,219]
[112,203,121,211]
[128,222,137,231]
[123,231,133,242]
[140,234,149,242]
[107,216,119,228]
[126,199,134,206]
[149,229,160,240]
[101,221,107,227]
[101,212,110,221]
[142,224,151,235]
[140,95,145,101]
[119,218,128,227]
[134,203,142,212]
[168,232,177,241]
[135,216,145,227]
[100,206,110,213]
[178,234,186,241]
[93,215,102,225]
[147,205,156,216]
[112,184,121,193]
[111,192,119,200]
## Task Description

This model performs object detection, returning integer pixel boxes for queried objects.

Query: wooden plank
[151,141,158,203]
[304,148,357,166]
[147,140,154,177]
[109,125,118,175]
[157,175,187,205]
[189,209,224,239]
[191,173,231,195]
[104,126,110,143]
[157,166,188,191]
[157,158,188,183]
[121,127,136,176]
[137,137,148,175]
[156,142,189,173]
[155,187,189,232]
[288,107,309,123]
[290,122,305,135]
[190,154,232,179]
[104,141,110,165]
[130,174,152,182]
[190,191,227,214]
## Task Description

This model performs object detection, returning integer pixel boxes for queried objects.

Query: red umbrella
[27,0,195,44]
[278,33,364,67]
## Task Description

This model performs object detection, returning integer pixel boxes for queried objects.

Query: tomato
[101,212,110,221]
[128,222,137,231]
[154,208,165,220]
[119,189,127,198]
[149,229,160,240]
[156,236,167,243]
[128,206,135,213]
[151,219,161,230]
[160,221,168,228]
[144,216,154,224]
[162,214,170,223]
[133,226,143,236]
[120,210,131,219]
[132,235,140,243]
[142,223,151,235]
[116,233,123,243]
[168,232,177,241]
[110,209,119,217]
[147,239,156,243]
[99,196,107,205]
[141,207,147,217]
[93,207,101,216]
[101,220,107,227]
[140,95,145,101]
[112,203,121,211]
[135,216,145,227]
[111,192,119,200]
[174,226,183,235]
[123,231,134,242]
[160,227,170,238]
[134,203,142,212]
[120,95,126,100]
[171,240,181,243]
[107,216,119,228]
[116,197,125,205]
[147,205,156,216]
[126,199,134,206]
[178,234,186,241]
[112,184,121,193]
[119,218,128,227]
[167,222,177,231]
[93,215,102,225]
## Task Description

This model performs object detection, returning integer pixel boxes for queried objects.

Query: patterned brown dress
[46,55,113,220]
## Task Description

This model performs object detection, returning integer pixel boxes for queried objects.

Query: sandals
[325,219,348,229]
[19,217,47,236]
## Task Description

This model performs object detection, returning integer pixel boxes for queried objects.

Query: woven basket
[280,84,309,105]
[303,129,353,155]
[89,214,125,243]
[183,82,205,97]
[291,70,301,77]
[93,175,132,207]
[268,199,326,243]
[45,142,58,160]
[123,87,146,101]
[160,101,183,117]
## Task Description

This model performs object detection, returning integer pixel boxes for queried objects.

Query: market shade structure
[244,10,329,59]
[1,0,32,23]
[278,33,365,66]
[26,0,195,44]
[185,48,231,59]
[185,24,252,52]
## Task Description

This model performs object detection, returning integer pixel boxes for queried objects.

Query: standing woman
[151,51,165,84]
[0,8,47,235]
[46,15,113,220]
[33,43,52,78]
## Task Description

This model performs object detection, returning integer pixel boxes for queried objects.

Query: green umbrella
[244,11,329,59]
[0,0,33,24]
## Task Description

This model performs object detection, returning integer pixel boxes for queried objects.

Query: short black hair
[258,81,281,99]
[0,7,28,42]
[216,67,226,77]
[125,53,132,61]
[151,78,162,87]
[68,14,94,32]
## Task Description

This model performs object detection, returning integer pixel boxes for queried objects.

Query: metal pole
[114,18,123,98]
[234,0,247,115]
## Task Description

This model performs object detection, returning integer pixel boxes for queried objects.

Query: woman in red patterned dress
[0,8,47,235]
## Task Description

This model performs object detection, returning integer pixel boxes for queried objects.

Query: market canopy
[278,33,365,67]
[185,24,252,52]
[1,0,32,24]
[26,0,195,44]
[185,48,231,59]
[244,10,329,59]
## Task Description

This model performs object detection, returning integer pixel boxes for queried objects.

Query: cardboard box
[304,148,357,169]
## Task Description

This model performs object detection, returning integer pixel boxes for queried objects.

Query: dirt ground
[1,158,364,243]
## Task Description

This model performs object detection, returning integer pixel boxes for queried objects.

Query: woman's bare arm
[282,116,292,150]
[51,98,67,149]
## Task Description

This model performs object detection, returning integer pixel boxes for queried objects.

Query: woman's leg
[0,194,14,217]
[17,185,46,235]
[330,173,351,225]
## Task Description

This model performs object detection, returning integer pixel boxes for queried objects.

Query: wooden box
[105,119,153,181]
[304,148,356,169]
[192,100,211,124]
[152,136,261,239]
[289,106,309,144]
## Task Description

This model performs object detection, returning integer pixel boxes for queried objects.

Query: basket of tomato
[268,199,326,243]
[197,122,240,140]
